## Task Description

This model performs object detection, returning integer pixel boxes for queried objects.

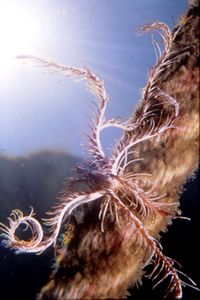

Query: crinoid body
[0,8,199,300]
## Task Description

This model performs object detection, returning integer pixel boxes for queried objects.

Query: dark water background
[0,152,199,300]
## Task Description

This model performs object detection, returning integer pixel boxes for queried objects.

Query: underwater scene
[0,1,199,300]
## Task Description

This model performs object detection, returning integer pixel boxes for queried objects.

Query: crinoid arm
[0,191,105,254]
[16,55,109,161]
[15,55,145,165]
[0,207,44,253]
[109,191,200,299]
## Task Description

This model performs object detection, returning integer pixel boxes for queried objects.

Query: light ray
[0,2,38,75]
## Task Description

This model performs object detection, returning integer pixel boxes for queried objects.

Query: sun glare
[0,2,38,74]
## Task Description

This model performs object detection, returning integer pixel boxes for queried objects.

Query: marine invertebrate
[0,1,199,299]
